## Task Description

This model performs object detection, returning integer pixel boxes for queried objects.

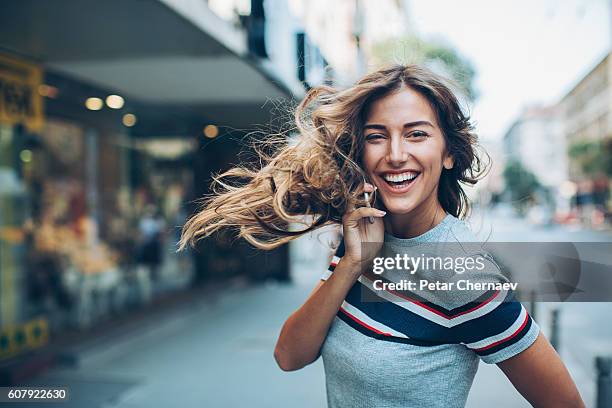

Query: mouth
[378,171,421,193]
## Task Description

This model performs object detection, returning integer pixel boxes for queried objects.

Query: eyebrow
[363,121,434,130]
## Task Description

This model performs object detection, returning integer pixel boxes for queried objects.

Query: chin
[372,174,427,214]
[378,199,420,215]
[373,175,438,217]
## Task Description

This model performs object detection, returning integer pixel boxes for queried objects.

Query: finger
[346,199,356,214]
[363,183,376,193]
[359,184,377,207]
[357,183,377,196]
[346,183,378,214]
[346,207,386,223]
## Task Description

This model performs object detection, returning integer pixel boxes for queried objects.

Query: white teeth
[383,172,419,183]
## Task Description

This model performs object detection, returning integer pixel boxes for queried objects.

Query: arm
[274,183,385,371]
[497,333,585,407]
[273,257,361,371]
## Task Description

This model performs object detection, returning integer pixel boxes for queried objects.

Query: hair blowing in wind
[177,65,487,251]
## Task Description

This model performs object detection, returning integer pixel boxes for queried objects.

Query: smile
[379,171,421,192]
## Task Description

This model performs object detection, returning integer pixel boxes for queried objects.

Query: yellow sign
[0,317,49,360]
[0,53,44,131]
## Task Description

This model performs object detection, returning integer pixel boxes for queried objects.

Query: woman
[179,65,584,407]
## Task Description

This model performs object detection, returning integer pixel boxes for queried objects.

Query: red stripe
[475,312,530,351]
[391,293,452,318]
[445,290,500,318]
[339,307,392,336]
[369,276,500,320]
[330,262,337,267]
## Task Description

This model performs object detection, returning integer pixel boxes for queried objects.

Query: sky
[408,0,610,140]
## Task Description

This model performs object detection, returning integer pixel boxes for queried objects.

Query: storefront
[0,52,198,362]
[0,0,303,364]
[0,52,49,359]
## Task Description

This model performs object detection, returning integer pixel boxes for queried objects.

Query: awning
[0,0,304,128]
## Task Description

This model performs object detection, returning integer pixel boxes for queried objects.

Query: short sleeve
[320,238,346,281]
[458,291,541,364]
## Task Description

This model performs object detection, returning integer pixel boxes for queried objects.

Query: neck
[384,197,448,239]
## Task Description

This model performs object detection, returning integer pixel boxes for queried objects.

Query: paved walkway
[22,212,610,407]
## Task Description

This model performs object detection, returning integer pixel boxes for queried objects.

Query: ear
[443,154,454,170]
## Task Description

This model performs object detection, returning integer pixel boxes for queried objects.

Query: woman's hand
[341,182,386,274]
[273,183,384,371]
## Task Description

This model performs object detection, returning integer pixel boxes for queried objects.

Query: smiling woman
[361,87,459,238]
[177,65,484,250]
[178,65,584,408]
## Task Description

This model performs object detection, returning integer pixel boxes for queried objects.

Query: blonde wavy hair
[178,64,486,251]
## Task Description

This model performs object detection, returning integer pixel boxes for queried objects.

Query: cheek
[411,147,444,173]
[361,146,382,172]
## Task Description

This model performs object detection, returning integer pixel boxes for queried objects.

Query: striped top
[319,214,540,408]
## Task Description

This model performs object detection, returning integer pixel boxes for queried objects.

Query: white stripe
[321,256,342,280]
[464,305,527,349]
[320,269,333,280]
[358,274,506,328]
[341,301,409,338]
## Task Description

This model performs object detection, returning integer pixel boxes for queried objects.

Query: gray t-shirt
[319,214,540,408]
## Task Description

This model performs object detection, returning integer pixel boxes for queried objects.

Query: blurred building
[288,0,412,84]
[558,52,611,226]
[560,53,611,174]
[502,52,612,226]
[0,0,333,365]
[503,104,568,190]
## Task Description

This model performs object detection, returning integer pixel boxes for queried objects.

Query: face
[361,87,454,216]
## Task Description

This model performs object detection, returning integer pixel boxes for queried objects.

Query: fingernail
[377,210,386,216]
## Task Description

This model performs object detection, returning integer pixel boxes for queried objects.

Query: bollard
[596,356,612,408]
[550,309,560,351]
[529,289,537,321]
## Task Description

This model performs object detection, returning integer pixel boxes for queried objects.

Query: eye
[407,130,429,139]
[365,133,385,141]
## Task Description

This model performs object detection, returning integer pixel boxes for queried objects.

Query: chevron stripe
[320,235,538,356]
[361,271,500,318]
[464,305,528,349]
[340,301,410,339]
[358,274,508,328]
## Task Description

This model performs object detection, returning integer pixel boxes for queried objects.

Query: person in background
[137,205,165,284]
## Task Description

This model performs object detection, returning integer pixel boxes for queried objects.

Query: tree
[568,139,612,177]
[369,35,478,101]
[503,160,542,214]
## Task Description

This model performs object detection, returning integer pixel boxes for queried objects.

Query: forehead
[365,87,437,126]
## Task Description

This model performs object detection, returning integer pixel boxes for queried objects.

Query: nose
[385,135,408,166]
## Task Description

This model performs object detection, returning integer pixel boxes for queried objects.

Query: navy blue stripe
[335,313,447,346]
[345,280,455,342]
[326,239,345,273]
[330,237,529,348]
[451,292,523,343]
[362,271,500,317]
[474,316,533,356]
[335,239,346,257]
[348,279,524,344]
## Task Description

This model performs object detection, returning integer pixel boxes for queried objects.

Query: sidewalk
[21,280,327,408]
[17,215,609,407]
[465,209,612,407]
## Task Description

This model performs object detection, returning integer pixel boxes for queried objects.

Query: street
[21,210,612,408]
[1,2,609,407]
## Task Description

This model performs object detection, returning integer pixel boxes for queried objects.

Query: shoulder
[445,215,480,243]
[458,292,541,365]
[420,214,480,244]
